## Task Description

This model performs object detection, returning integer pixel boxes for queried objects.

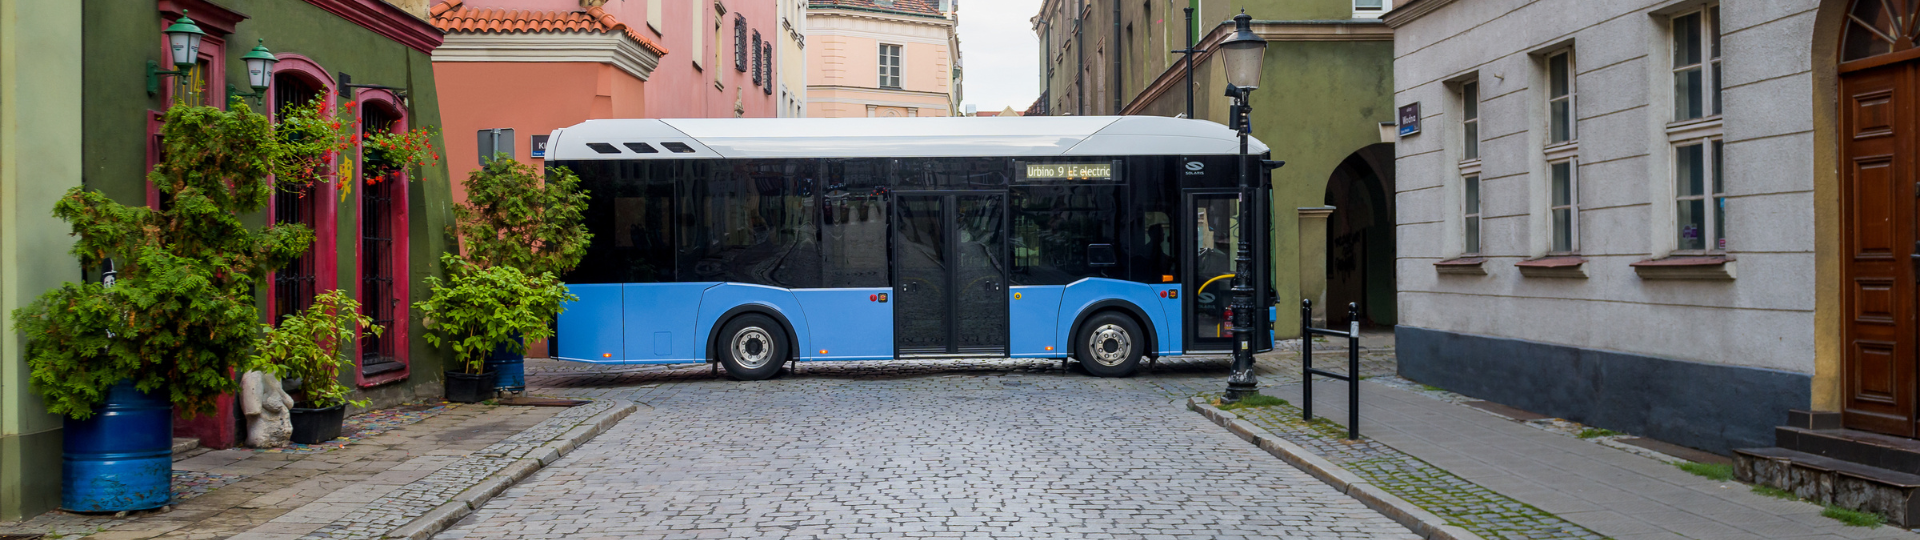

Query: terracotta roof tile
[808,0,946,18]
[431,0,668,56]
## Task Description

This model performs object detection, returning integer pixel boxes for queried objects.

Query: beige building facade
[806,0,960,118]
[778,0,808,117]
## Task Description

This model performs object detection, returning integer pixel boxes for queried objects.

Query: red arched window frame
[354,89,412,387]
[266,54,340,323]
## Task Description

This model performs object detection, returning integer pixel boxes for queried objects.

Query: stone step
[171,437,204,462]
[1735,446,1920,526]
[1776,424,1920,476]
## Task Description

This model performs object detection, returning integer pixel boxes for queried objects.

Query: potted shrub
[8,102,312,511]
[450,156,590,391]
[253,289,377,444]
[415,254,574,403]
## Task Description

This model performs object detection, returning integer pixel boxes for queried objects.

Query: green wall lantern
[229,40,279,105]
[147,12,208,96]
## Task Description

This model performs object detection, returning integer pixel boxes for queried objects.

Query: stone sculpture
[240,371,294,448]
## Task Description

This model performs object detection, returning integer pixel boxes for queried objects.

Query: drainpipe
[1113,0,1122,115]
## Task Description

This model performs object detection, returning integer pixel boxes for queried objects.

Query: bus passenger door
[893,192,1009,357]
[1184,191,1243,353]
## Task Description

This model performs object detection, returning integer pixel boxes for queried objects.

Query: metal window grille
[735,16,749,72]
[359,105,402,376]
[763,42,774,95]
[272,74,322,321]
[752,31,763,86]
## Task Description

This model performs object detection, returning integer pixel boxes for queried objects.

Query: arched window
[1843,0,1920,62]
[356,91,411,385]
[268,55,339,323]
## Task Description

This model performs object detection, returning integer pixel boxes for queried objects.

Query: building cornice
[303,0,444,53]
[159,0,248,36]
[1121,20,1390,115]
[808,84,951,99]
[432,32,662,81]
[1381,0,1452,29]
[808,7,954,27]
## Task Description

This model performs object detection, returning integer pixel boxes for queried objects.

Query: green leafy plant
[1675,461,1733,481]
[272,96,358,192]
[1822,504,1885,528]
[362,126,440,188]
[9,102,311,419]
[1576,427,1621,439]
[452,156,591,276]
[1217,394,1289,411]
[252,289,378,409]
[415,255,575,374]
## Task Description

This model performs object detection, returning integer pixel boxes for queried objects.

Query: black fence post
[1301,298,1313,421]
[1347,302,1360,441]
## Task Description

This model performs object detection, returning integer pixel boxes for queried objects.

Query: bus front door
[893,192,1009,357]
[1184,191,1243,353]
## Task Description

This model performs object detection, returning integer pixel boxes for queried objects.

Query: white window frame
[1549,159,1579,254]
[1545,49,1576,145]
[1462,80,1480,162]
[1670,4,1721,122]
[1671,137,1725,253]
[1353,0,1392,18]
[1463,175,1483,256]
[879,43,903,89]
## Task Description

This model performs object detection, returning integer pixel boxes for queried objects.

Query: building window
[647,0,663,35]
[752,32,763,86]
[272,72,325,321]
[1463,176,1482,255]
[879,44,903,89]
[1672,5,1721,121]
[691,4,703,69]
[1550,161,1578,253]
[1462,80,1480,161]
[1675,139,1725,251]
[1546,49,1575,144]
[763,42,775,95]
[735,15,749,72]
[355,95,411,383]
[1355,0,1384,10]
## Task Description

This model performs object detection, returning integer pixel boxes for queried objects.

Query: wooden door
[1841,62,1918,436]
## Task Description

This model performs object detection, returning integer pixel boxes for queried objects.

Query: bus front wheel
[718,314,787,381]
[1077,312,1143,378]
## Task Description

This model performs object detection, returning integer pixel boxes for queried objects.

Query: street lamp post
[1219,11,1267,404]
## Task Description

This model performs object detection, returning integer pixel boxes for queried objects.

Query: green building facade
[1033,0,1397,335]
[4,0,455,520]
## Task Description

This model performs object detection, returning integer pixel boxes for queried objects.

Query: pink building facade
[638,0,781,118]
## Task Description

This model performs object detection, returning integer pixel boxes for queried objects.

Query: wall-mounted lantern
[147,12,208,96]
[228,40,278,105]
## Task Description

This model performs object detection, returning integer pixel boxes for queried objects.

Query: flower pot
[289,404,346,445]
[444,370,493,403]
[484,333,527,393]
[62,380,172,512]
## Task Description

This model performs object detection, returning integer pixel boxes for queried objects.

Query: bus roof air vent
[624,142,659,153]
[586,143,621,154]
[662,142,697,154]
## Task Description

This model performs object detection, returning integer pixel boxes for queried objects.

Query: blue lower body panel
[1010,286,1065,357]
[793,288,893,360]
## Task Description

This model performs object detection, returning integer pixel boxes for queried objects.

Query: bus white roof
[545,116,1270,161]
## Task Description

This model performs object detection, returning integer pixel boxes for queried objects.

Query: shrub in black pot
[416,255,572,404]
[255,289,377,444]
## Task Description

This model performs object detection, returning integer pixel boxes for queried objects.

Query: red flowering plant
[361,126,440,188]
[272,97,358,193]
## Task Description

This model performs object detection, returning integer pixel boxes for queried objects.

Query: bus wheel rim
[732,327,774,369]
[1089,324,1131,367]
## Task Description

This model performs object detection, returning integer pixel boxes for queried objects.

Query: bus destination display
[1023,162,1113,181]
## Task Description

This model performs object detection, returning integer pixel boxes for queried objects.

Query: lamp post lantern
[1219,11,1268,404]
[230,40,279,105]
[147,12,208,96]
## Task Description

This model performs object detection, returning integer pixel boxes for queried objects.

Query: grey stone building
[1387,0,1918,461]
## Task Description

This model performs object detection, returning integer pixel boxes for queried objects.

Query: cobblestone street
[437,355,1419,539]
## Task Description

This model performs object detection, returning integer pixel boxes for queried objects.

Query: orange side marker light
[602,353,612,358]
[820,350,828,354]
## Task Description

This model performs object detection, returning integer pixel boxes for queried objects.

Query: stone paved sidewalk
[0,397,625,540]
[1272,378,1920,540]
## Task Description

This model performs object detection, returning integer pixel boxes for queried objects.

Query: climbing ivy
[9,102,311,419]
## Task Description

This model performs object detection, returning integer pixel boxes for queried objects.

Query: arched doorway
[1323,143,1396,327]
[1838,0,1920,436]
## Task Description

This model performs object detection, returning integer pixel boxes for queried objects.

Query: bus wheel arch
[1068,301,1157,377]
[707,305,799,380]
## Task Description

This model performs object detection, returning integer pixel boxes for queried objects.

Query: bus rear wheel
[1077,312,1143,378]
[718,314,786,381]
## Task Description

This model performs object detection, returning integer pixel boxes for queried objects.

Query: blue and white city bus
[544,116,1274,380]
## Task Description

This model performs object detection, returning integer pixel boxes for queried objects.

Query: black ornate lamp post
[1219,11,1267,404]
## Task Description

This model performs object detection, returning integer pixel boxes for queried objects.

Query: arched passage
[1322,143,1396,327]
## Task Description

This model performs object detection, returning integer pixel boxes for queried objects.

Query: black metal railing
[1302,299,1360,440]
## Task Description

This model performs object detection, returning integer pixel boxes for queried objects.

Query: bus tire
[717,313,786,381]
[1077,311,1143,378]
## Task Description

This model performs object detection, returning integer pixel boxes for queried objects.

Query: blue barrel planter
[62,380,172,512]
[483,333,526,393]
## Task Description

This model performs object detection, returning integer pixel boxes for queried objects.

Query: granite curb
[382,399,638,540]
[1187,397,1482,540]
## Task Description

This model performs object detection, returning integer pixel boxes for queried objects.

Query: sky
[956,0,1041,114]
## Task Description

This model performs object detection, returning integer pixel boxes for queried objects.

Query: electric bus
[545,116,1274,380]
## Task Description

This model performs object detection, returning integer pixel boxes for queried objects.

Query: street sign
[531,134,549,159]
[1397,103,1421,137]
